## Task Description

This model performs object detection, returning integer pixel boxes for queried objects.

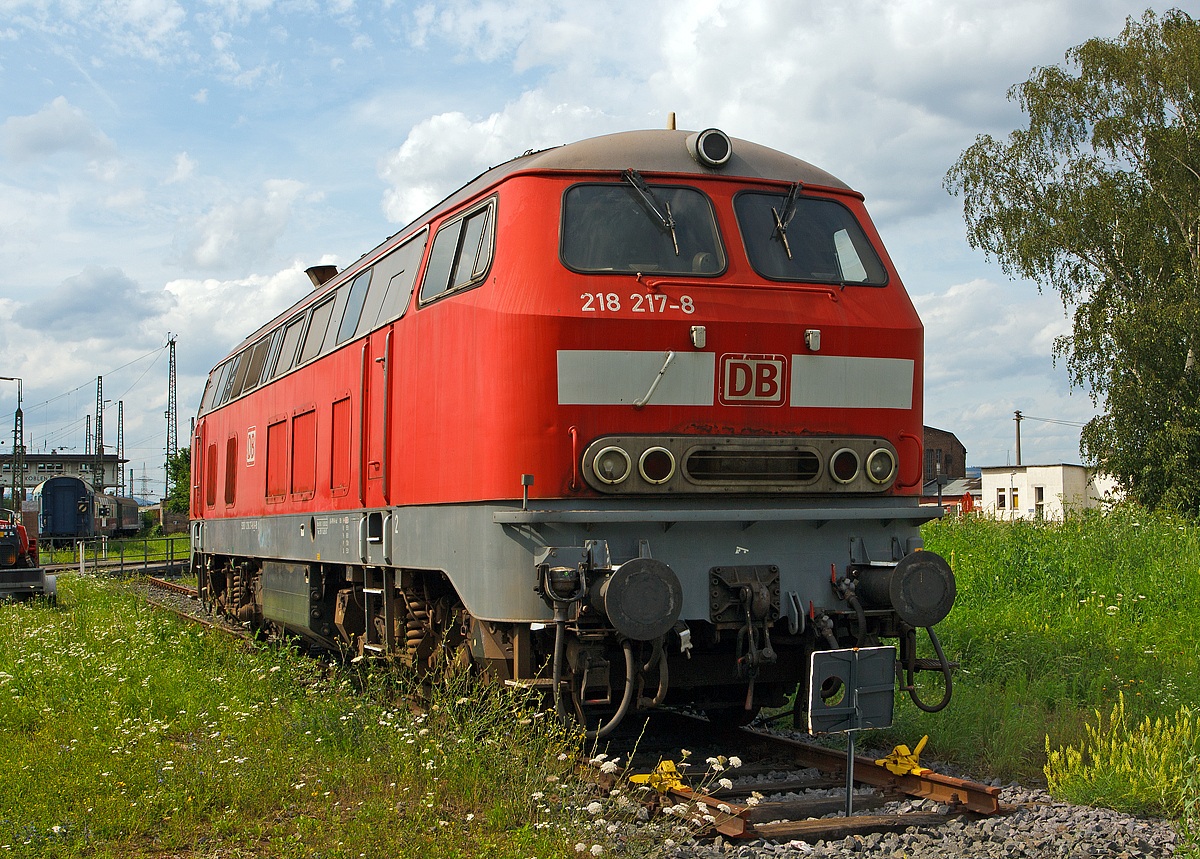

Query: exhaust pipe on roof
[305,265,338,288]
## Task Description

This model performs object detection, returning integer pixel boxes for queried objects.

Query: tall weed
[880,507,1200,791]
[1045,694,1200,817]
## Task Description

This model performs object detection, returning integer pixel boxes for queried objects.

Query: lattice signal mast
[93,376,103,493]
[117,401,125,498]
[165,334,178,502]
[0,377,24,505]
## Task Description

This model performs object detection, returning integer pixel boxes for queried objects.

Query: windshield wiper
[771,181,802,259]
[623,168,679,256]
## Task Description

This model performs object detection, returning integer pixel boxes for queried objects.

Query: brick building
[923,426,966,483]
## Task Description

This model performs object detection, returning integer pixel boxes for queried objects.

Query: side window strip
[298,297,336,365]
[272,315,306,379]
[337,269,373,345]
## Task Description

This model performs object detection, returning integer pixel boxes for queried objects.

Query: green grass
[872,507,1200,815]
[13,507,1200,849]
[0,576,583,858]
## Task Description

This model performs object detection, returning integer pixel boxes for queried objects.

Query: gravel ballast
[663,783,1179,859]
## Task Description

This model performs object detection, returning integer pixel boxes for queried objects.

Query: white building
[979,464,1120,520]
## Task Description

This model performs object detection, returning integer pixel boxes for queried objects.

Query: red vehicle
[191,128,955,735]
[1,508,52,602]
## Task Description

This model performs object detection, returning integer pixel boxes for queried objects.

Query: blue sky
[2,0,1191,496]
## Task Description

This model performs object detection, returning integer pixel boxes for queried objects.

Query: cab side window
[419,200,494,304]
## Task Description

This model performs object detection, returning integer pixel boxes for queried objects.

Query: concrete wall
[979,465,1120,520]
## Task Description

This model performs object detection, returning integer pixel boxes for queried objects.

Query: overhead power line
[1020,414,1090,428]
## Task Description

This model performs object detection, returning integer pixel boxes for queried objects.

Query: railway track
[585,709,1001,844]
[130,579,1175,856]
[138,576,991,840]
[146,575,199,598]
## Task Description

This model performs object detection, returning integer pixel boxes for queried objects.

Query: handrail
[897,431,923,489]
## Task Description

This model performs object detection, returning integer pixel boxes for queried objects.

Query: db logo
[720,354,787,406]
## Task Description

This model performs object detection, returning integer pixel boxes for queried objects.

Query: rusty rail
[146,576,199,598]
[739,727,1001,815]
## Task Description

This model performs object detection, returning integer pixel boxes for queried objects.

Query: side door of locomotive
[193,420,205,518]
[363,322,393,509]
[357,227,428,515]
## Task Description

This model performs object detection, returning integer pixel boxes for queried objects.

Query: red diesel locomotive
[191,128,955,735]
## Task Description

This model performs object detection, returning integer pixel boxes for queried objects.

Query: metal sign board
[808,646,896,734]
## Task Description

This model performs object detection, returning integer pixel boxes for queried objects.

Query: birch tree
[945,9,1200,510]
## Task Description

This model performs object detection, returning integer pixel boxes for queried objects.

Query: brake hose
[904,625,953,713]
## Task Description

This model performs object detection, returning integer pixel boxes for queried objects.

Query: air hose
[902,625,953,713]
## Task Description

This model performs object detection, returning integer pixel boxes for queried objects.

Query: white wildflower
[718,777,733,790]
[600,760,619,774]
[590,846,605,857]
[717,803,732,813]
[728,756,742,768]
[586,801,603,815]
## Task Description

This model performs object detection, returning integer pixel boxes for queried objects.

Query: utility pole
[165,334,178,502]
[93,376,103,493]
[1014,410,1023,466]
[0,377,24,506]
[85,414,91,455]
[117,401,125,498]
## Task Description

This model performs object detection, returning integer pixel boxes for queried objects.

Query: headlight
[639,447,676,484]
[685,128,733,168]
[592,446,632,484]
[866,448,897,484]
[830,448,860,484]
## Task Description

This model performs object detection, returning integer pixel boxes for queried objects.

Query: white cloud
[13,265,175,338]
[99,0,189,61]
[192,88,209,103]
[378,90,608,223]
[166,151,197,184]
[913,278,1071,388]
[161,261,315,371]
[173,179,306,271]
[914,277,1093,465]
[2,97,117,164]
[105,186,146,208]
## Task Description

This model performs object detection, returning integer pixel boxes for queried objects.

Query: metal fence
[46,535,191,577]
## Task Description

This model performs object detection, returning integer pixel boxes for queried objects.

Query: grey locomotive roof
[407,129,852,233]
[219,129,851,361]
[481,128,848,190]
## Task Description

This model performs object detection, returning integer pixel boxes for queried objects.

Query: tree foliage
[945,9,1200,511]
[164,447,190,515]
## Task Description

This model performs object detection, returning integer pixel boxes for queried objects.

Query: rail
[42,535,190,577]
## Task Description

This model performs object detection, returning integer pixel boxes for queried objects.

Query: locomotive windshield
[561,183,725,275]
[734,191,888,286]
